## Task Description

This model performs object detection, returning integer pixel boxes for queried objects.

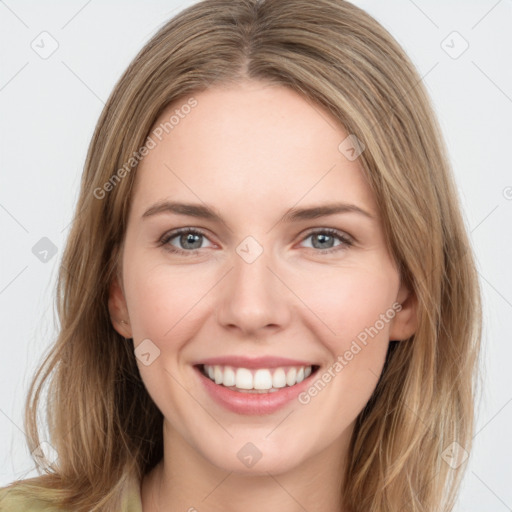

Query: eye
[158,227,354,256]
[299,228,353,253]
[159,228,213,254]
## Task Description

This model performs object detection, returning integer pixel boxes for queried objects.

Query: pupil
[313,234,333,249]
[181,233,202,249]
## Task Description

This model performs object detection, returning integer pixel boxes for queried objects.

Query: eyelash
[158,227,354,256]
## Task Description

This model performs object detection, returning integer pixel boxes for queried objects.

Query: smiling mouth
[197,364,320,393]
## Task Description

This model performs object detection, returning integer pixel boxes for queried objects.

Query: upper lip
[194,356,317,369]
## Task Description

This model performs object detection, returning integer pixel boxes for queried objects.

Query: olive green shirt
[0,475,143,511]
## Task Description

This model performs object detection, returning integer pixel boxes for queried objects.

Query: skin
[109,80,418,511]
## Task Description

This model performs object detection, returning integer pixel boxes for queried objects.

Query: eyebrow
[141,200,374,222]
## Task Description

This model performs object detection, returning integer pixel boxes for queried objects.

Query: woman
[0,0,481,511]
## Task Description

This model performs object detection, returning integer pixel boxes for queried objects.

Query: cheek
[292,264,399,341]
[122,258,214,411]
[288,268,399,431]
[124,257,214,343]
[285,263,399,399]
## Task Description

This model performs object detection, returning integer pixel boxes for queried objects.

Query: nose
[215,244,291,337]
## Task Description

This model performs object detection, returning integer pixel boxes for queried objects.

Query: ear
[389,280,418,341]
[108,272,133,339]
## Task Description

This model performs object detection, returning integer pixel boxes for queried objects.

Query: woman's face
[110,80,416,475]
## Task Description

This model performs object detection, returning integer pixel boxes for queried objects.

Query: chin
[197,433,312,476]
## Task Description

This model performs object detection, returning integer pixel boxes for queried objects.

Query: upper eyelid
[162,227,214,246]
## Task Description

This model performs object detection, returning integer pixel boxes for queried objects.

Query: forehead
[130,81,376,220]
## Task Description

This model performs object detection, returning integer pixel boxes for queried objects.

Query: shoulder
[0,485,67,511]
[0,472,142,512]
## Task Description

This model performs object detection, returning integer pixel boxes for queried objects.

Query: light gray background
[1,1,511,509]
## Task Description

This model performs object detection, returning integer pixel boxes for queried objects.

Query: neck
[141,420,353,512]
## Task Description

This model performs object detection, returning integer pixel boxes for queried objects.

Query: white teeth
[253,369,273,390]
[202,364,314,391]
[235,368,253,389]
[286,367,297,386]
[272,368,286,388]
[223,366,236,387]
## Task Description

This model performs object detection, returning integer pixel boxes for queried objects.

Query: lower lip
[194,365,317,415]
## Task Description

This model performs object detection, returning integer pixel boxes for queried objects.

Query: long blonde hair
[3,1,481,510]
